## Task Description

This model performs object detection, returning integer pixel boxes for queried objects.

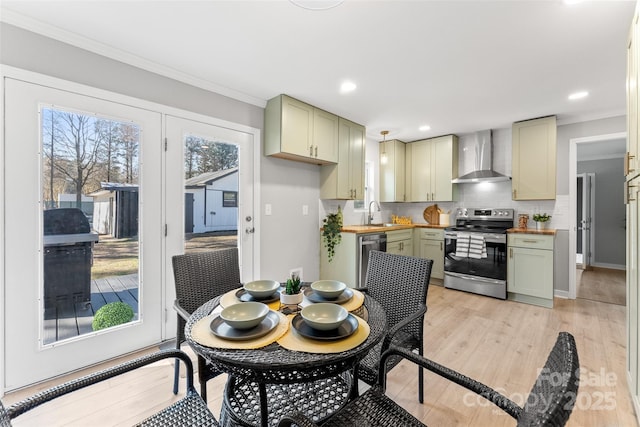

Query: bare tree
[47,111,105,207]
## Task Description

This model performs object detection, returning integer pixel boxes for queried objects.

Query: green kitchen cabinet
[417,228,444,280]
[386,229,413,257]
[320,118,365,200]
[507,233,554,308]
[511,116,557,200]
[265,94,339,165]
[380,139,406,202]
[405,135,458,202]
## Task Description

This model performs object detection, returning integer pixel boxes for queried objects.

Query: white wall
[0,22,321,284]
[1,22,627,293]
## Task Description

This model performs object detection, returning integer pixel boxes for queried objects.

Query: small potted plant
[280,273,303,308]
[532,213,551,230]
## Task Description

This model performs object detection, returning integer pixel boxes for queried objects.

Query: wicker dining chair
[279,332,580,427]
[0,349,219,427]
[172,248,242,400]
[356,250,432,403]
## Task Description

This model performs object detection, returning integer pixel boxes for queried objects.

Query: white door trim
[0,65,261,394]
[569,132,626,300]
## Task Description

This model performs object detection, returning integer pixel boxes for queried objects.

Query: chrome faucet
[368,201,381,225]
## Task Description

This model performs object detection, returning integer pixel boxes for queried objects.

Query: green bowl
[220,302,269,330]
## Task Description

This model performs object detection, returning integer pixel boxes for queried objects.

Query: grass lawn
[91,231,238,278]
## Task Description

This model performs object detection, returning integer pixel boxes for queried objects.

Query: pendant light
[380,130,389,165]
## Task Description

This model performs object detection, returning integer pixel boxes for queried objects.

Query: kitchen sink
[368,223,396,227]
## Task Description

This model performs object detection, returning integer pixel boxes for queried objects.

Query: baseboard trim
[554,290,569,299]
[590,263,626,271]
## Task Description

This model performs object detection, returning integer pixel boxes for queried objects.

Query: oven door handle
[444,272,505,285]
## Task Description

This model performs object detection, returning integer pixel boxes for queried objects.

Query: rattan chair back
[0,350,219,426]
[364,250,431,336]
[172,248,241,315]
[172,248,241,399]
[517,331,580,425]
[357,250,433,403]
[278,332,579,427]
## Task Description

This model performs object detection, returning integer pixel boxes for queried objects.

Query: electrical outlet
[289,267,303,280]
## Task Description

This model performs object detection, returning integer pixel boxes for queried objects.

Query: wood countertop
[507,227,556,236]
[339,224,447,234]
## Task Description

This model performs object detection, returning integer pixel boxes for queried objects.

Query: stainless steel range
[444,207,514,299]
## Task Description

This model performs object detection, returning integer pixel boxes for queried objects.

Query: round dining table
[185,289,387,427]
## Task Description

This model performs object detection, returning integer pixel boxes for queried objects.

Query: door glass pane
[183,134,238,253]
[41,107,139,345]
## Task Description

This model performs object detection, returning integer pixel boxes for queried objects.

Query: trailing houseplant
[322,206,343,262]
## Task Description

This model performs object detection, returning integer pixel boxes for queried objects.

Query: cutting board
[423,204,442,224]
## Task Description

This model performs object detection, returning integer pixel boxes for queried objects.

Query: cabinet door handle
[522,239,538,243]
[309,146,313,157]
[513,189,517,199]
[509,248,513,258]
[625,152,636,175]
[315,146,318,157]
[627,184,638,204]
[440,242,443,251]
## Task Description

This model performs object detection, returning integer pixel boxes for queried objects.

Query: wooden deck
[43,274,139,345]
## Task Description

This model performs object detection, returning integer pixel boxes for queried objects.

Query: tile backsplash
[320,180,563,230]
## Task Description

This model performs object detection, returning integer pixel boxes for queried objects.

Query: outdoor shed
[185,168,238,234]
[89,182,139,238]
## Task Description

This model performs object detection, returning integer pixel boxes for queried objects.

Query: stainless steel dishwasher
[358,233,387,288]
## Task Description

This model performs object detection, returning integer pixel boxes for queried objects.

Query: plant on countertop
[533,213,552,222]
[92,302,134,331]
[285,273,302,295]
[322,206,343,262]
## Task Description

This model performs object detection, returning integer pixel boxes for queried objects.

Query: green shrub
[92,302,134,331]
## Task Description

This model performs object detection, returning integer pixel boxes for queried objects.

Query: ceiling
[0,0,636,142]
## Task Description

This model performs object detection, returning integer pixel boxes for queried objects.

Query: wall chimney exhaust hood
[451,129,511,184]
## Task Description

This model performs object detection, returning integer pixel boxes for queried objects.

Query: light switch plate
[265,204,272,215]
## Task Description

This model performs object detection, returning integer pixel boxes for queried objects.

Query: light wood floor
[3,284,636,426]
[577,267,626,306]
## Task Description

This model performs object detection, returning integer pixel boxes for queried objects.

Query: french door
[164,115,256,294]
[3,78,163,390]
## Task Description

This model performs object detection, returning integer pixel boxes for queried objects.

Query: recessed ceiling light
[563,0,582,5]
[290,0,344,11]
[568,91,589,100]
[419,125,431,131]
[340,81,357,93]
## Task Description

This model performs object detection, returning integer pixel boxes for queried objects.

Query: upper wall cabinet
[405,135,458,202]
[264,94,339,165]
[512,116,557,200]
[320,118,365,200]
[380,139,406,202]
